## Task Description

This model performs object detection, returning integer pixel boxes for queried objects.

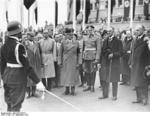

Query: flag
[124,0,130,21]
[34,1,38,24]
[55,0,58,27]
[5,0,10,23]
[133,0,136,19]
[144,0,149,20]
[111,0,116,15]
[24,0,35,10]
[76,0,80,17]
[85,0,91,23]
[67,0,73,22]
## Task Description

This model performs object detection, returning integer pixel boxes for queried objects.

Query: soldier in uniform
[1,21,45,112]
[130,25,150,105]
[99,27,123,100]
[83,25,101,92]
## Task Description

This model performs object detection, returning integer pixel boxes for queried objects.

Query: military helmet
[7,21,22,36]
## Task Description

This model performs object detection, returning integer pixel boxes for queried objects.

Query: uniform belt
[84,48,96,51]
[7,63,23,68]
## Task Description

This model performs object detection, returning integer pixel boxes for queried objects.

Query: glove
[108,53,113,59]
[36,81,45,91]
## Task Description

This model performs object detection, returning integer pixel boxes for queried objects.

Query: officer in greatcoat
[1,21,45,112]
[99,27,123,100]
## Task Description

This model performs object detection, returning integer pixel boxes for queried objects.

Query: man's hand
[127,51,131,54]
[36,81,45,91]
[108,53,113,59]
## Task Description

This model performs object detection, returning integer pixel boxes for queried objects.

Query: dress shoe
[132,100,142,104]
[142,99,148,105]
[31,93,40,98]
[98,96,108,99]
[78,84,83,87]
[90,86,95,92]
[120,82,126,85]
[83,87,91,92]
[64,87,70,95]
[112,97,117,101]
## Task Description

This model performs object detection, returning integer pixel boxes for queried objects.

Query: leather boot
[71,86,75,96]
[64,86,70,95]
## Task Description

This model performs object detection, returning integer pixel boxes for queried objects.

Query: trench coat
[130,35,150,87]
[100,36,123,83]
[58,39,81,86]
[121,37,133,76]
[26,42,42,87]
[39,38,56,78]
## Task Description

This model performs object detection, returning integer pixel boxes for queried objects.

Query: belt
[7,63,23,68]
[84,48,96,51]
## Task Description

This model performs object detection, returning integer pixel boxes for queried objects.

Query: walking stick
[108,59,112,82]
[42,89,82,112]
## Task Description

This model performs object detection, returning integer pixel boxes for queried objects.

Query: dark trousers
[79,65,86,85]
[42,78,52,89]
[122,74,130,83]
[101,80,118,97]
[86,72,96,87]
[135,86,148,102]
[4,84,26,112]
[54,62,60,87]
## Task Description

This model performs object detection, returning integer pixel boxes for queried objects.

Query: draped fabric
[144,0,149,20]
[124,0,130,21]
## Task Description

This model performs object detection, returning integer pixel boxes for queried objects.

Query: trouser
[79,65,85,85]
[86,72,96,87]
[4,84,26,112]
[101,81,118,97]
[42,78,52,89]
[54,62,60,87]
[122,74,130,83]
[135,86,148,102]
[26,86,36,96]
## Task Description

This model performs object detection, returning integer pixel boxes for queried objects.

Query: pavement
[0,72,150,112]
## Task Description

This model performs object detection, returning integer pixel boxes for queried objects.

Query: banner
[24,0,35,10]
[124,0,130,21]
[144,0,149,20]
[85,0,91,23]
[55,0,58,27]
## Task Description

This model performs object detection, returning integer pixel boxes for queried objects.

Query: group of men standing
[1,20,150,112]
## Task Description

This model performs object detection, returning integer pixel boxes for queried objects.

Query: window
[138,0,143,5]
[118,0,122,7]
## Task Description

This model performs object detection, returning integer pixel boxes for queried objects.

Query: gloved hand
[36,81,45,91]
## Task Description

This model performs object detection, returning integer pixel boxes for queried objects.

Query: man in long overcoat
[99,27,123,100]
[39,29,56,91]
[58,28,81,95]
[120,30,133,85]
[130,25,150,105]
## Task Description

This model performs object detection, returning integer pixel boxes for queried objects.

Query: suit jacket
[100,36,123,82]
[130,34,150,87]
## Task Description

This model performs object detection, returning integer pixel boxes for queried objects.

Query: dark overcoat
[130,35,150,87]
[100,36,123,82]
[121,37,133,76]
